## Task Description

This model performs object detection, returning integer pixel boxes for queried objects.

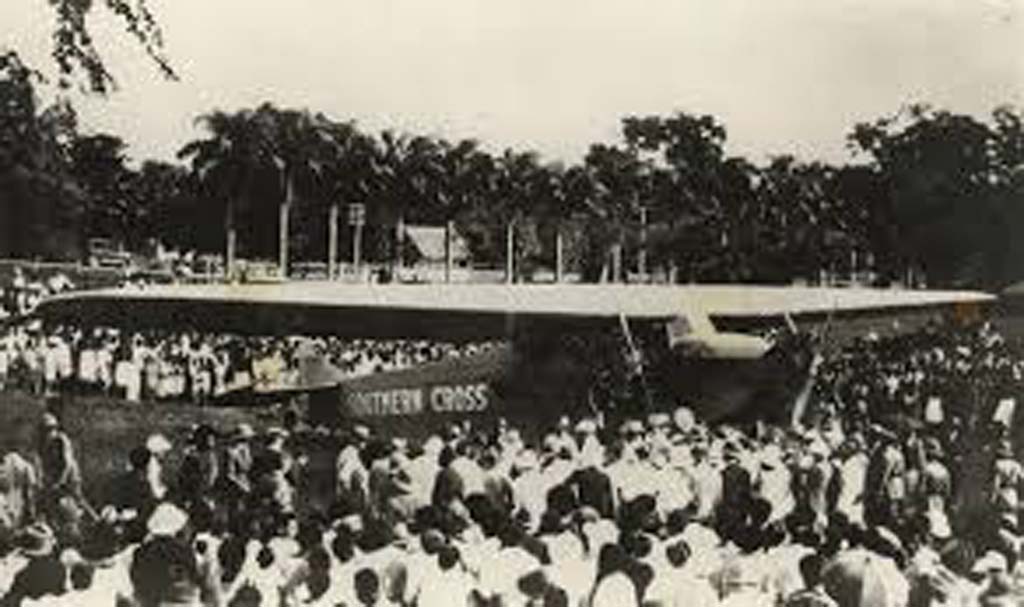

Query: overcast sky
[4,0,1023,166]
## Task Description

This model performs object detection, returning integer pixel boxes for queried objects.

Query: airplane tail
[294,341,346,390]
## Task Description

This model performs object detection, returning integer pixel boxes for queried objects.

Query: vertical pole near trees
[638,207,648,281]
[327,202,339,280]
[505,220,515,284]
[348,203,365,282]
[224,198,236,282]
[611,242,623,283]
[444,219,454,284]
[353,223,363,278]
[554,226,564,283]
[279,175,294,280]
[394,215,405,273]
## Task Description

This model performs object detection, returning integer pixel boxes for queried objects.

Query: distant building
[399,224,472,282]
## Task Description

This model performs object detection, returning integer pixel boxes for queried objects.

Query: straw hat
[146,433,173,454]
[147,502,189,537]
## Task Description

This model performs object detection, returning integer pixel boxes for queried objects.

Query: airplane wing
[33,282,994,342]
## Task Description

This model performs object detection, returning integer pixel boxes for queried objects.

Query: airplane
[34,282,995,439]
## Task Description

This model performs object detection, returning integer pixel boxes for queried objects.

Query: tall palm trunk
[225,198,237,282]
[327,201,339,280]
[610,241,623,283]
[554,225,564,283]
[444,219,453,283]
[505,220,515,284]
[279,172,294,279]
[394,214,405,273]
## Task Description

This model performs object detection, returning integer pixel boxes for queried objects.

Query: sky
[3,0,1023,167]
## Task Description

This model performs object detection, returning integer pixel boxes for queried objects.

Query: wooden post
[224,198,236,282]
[395,215,405,272]
[327,202,339,280]
[353,222,363,280]
[554,226,564,284]
[638,207,648,281]
[505,220,515,284]
[611,242,623,283]
[279,175,294,279]
[444,219,454,284]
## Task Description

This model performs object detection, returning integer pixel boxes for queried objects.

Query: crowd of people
[0,323,497,403]
[0,318,1023,606]
[2,266,497,402]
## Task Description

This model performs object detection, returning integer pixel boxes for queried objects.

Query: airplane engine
[665,312,772,360]
[672,332,773,360]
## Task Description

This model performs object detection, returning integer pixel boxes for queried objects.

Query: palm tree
[375,130,414,274]
[494,149,542,283]
[320,121,380,279]
[538,163,580,282]
[582,144,648,282]
[434,138,484,282]
[178,108,272,281]
[254,104,335,279]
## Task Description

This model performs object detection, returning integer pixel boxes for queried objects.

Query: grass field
[0,390,267,505]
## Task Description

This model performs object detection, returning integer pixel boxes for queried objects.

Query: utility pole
[505,220,515,284]
[348,203,366,281]
[638,206,648,281]
[327,202,339,280]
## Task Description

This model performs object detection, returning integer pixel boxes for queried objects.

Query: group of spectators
[1,319,1024,606]
[0,268,75,320]
[0,324,497,403]
[2,266,497,404]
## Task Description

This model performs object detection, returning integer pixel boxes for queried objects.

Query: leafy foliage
[49,0,175,93]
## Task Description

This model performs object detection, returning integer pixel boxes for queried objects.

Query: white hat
[423,435,445,455]
[146,433,173,454]
[516,450,540,471]
[808,439,830,459]
[973,550,1009,574]
[648,413,671,429]
[147,502,189,537]
[673,407,696,432]
[761,444,784,469]
[927,510,952,539]
[575,419,597,434]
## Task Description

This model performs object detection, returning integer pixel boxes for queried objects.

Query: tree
[621,112,736,282]
[252,104,337,277]
[127,160,195,251]
[493,149,544,282]
[435,138,490,282]
[849,104,1024,288]
[178,108,275,279]
[68,133,135,244]
[533,162,575,282]
[581,143,650,282]
[44,0,175,93]
[0,51,83,259]
[318,121,379,277]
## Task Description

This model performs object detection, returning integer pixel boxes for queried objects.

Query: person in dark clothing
[130,535,203,607]
[177,425,219,512]
[565,457,615,520]
[0,523,66,607]
[717,446,754,543]
[110,446,159,521]
[34,412,83,542]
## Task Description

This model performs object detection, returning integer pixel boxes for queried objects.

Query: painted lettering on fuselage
[345,383,490,417]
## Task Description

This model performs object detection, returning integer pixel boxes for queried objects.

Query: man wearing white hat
[128,502,219,607]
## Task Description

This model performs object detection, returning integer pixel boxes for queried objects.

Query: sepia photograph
[1,0,1024,605]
